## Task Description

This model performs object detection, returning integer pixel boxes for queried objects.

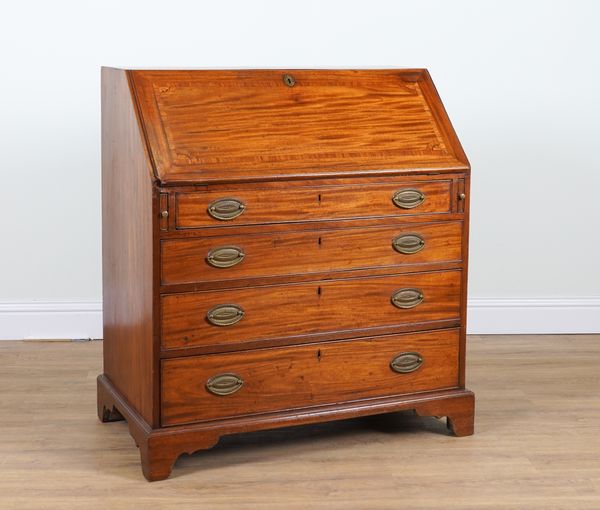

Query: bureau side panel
[459,173,471,387]
[101,67,155,425]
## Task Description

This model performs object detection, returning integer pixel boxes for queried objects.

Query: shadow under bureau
[98,68,475,481]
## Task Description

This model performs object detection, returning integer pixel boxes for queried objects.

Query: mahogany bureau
[98,68,475,481]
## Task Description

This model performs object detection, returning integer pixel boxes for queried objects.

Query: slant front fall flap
[129,69,468,183]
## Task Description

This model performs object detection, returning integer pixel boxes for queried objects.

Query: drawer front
[161,328,460,426]
[161,270,461,350]
[161,221,462,285]
[176,180,452,229]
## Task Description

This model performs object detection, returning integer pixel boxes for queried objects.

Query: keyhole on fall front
[317,349,321,362]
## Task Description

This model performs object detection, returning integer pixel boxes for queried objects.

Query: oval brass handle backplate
[391,288,424,309]
[207,198,246,220]
[206,373,244,396]
[207,246,245,268]
[392,189,425,209]
[392,233,425,254]
[390,352,423,374]
[206,304,245,326]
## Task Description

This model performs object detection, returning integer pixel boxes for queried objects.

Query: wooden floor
[1,336,599,509]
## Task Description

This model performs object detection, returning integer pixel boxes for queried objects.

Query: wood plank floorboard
[0,335,599,509]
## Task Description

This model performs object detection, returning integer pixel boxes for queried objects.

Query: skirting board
[0,297,599,340]
[0,301,102,340]
[467,297,600,334]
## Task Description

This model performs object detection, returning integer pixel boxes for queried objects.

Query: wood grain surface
[2,337,598,505]
[161,221,463,285]
[130,69,468,183]
[175,179,452,228]
[161,270,462,350]
[161,329,459,426]
[99,68,473,481]
[101,67,156,425]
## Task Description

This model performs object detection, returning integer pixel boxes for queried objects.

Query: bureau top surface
[126,68,468,184]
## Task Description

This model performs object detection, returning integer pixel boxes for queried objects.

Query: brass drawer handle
[206,373,244,396]
[390,352,423,373]
[392,233,425,254]
[206,304,245,326]
[207,198,246,220]
[207,246,245,268]
[391,288,424,309]
[392,189,425,209]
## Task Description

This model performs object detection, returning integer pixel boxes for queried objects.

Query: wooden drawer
[161,328,460,426]
[161,221,462,285]
[175,180,452,229]
[161,270,461,350]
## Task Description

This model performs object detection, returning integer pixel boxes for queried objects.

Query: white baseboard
[0,297,599,340]
[0,301,102,340]
[467,297,600,334]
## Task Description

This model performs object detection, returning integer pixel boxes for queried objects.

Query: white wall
[1,0,599,338]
